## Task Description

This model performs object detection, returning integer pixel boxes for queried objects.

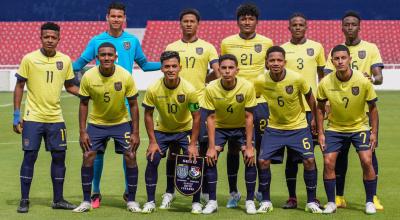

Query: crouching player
[202,54,257,214]
[254,46,321,214]
[141,51,202,214]
[73,42,141,213]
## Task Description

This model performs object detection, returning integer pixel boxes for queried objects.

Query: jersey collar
[239,32,256,40]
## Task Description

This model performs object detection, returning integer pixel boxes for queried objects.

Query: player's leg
[159,144,179,209]
[226,140,241,208]
[283,149,299,209]
[334,145,349,208]
[91,152,104,207]
[198,108,210,203]
[370,114,383,210]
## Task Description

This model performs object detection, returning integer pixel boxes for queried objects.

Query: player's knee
[83,151,96,166]
[147,152,162,166]
[51,151,66,165]
[124,152,137,168]
[22,150,39,166]
[258,159,270,170]
[303,158,316,170]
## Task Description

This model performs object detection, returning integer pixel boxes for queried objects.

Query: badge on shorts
[114,82,122,91]
[196,47,203,55]
[177,94,186,103]
[254,44,262,53]
[56,61,63,70]
[307,48,314,56]
[286,85,294,94]
[236,94,244,103]
[352,86,359,96]
[175,154,204,196]
[123,41,131,50]
[358,50,366,59]
[23,138,29,147]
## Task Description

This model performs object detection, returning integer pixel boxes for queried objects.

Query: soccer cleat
[191,202,203,214]
[245,200,257,215]
[282,197,297,209]
[202,200,218,214]
[373,195,384,210]
[366,202,376,215]
[323,202,337,214]
[123,191,128,202]
[72,201,91,213]
[226,191,241,208]
[159,193,175,209]
[254,191,263,203]
[257,201,273,213]
[52,199,77,210]
[200,193,209,204]
[17,199,29,213]
[335,195,347,208]
[141,201,156,214]
[305,202,323,213]
[127,201,142,213]
[91,193,102,209]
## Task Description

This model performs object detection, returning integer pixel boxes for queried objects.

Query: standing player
[141,51,201,214]
[280,12,325,209]
[317,45,378,214]
[161,8,219,208]
[13,22,79,213]
[220,3,273,207]
[255,46,321,214]
[202,54,257,214]
[73,2,160,208]
[324,11,384,210]
[73,42,141,213]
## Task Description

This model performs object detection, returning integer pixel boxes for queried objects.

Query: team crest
[254,44,262,53]
[189,166,201,179]
[56,61,63,70]
[352,86,360,96]
[23,138,29,147]
[177,94,186,103]
[285,85,294,94]
[358,50,366,59]
[176,165,189,179]
[114,82,122,91]
[236,94,244,103]
[175,155,204,196]
[196,47,203,55]
[307,48,314,56]
[123,41,131,50]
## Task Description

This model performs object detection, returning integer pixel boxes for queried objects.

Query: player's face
[238,15,257,35]
[107,9,126,30]
[40,30,60,52]
[219,59,238,83]
[331,51,351,72]
[180,14,199,35]
[97,47,117,69]
[266,52,286,74]
[289,16,307,39]
[342,16,360,39]
[161,58,181,80]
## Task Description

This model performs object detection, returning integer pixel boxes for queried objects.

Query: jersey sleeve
[80,38,96,64]
[324,51,334,74]
[220,39,227,55]
[16,56,29,80]
[365,81,378,104]
[65,59,75,82]
[201,87,215,111]
[299,77,311,95]
[370,44,384,68]
[126,75,139,100]
[208,44,219,65]
[188,89,200,112]
[78,75,90,99]
[316,44,326,67]
[245,85,257,110]
[316,81,327,102]
[142,87,155,109]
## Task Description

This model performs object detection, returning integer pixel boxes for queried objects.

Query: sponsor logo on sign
[189,166,201,179]
[175,155,204,196]
[176,165,189,179]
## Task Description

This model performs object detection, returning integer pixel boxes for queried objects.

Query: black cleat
[123,192,128,202]
[52,199,77,210]
[17,199,29,213]
[282,198,298,209]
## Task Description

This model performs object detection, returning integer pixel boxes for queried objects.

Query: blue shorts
[87,122,132,154]
[22,121,67,151]
[215,128,246,151]
[254,102,269,152]
[324,130,371,154]
[199,108,208,143]
[155,130,191,154]
[259,127,315,163]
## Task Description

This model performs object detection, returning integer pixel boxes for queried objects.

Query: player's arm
[317,66,325,82]
[13,79,25,134]
[188,109,201,161]
[134,39,161,71]
[205,62,220,83]
[205,110,217,166]
[64,81,79,96]
[144,107,162,161]
[79,97,91,152]
[368,100,379,150]
[305,89,317,135]
[316,100,326,151]
[127,96,140,151]
[244,110,255,166]
[370,66,383,85]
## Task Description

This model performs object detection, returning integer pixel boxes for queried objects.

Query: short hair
[98,42,116,53]
[331,44,350,57]
[342,10,361,22]
[179,8,201,22]
[289,12,307,22]
[108,2,126,14]
[236,3,259,20]
[41,22,60,32]
[266,46,286,58]
[160,51,180,64]
[219,54,238,66]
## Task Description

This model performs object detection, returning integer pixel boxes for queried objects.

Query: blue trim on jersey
[323,68,333,74]
[142,103,154,109]
[15,73,27,81]
[367,97,378,104]
[209,59,219,66]
[126,93,139,100]
[371,63,384,69]
[200,107,215,115]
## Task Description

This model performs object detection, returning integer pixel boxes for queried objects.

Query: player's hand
[146,142,162,162]
[310,118,317,136]
[318,133,326,152]
[206,147,218,167]
[242,145,255,166]
[129,132,140,151]
[188,144,199,163]
[79,130,91,152]
[363,72,373,83]
[12,109,23,134]
[369,132,377,151]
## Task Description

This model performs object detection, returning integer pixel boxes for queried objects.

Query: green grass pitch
[0,91,399,219]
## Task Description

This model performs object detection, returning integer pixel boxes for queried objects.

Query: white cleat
[365,202,376,215]
[159,193,175,209]
[200,193,209,204]
[127,201,141,213]
[257,201,273,213]
[323,202,337,214]
[191,202,203,214]
[72,201,91,213]
[141,201,156,214]
[245,200,257,215]
[202,200,218,214]
[305,202,322,213]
